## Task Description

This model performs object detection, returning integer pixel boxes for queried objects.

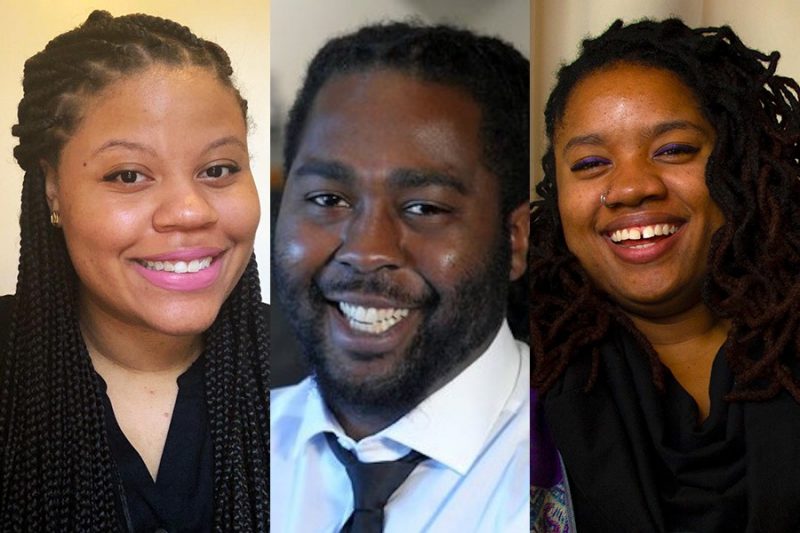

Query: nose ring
[600,189,610,207]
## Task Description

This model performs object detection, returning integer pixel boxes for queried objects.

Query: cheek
[215,184,261,242]
[60,201,143,265]
[274,217,339,275]
[61,217,136,289]
[556,183,596,250]
[409,231,487,286]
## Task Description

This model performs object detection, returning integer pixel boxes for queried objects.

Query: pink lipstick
[132,248,224,292]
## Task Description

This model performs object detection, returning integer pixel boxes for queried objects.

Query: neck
[625,302,730,350]
[80,297,202,375]
[626,302,730,421]
[330,323,498,441]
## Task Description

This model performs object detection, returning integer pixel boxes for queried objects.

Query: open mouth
[607,223,680,248]
[337,302,410,335]
[137,256,214,274]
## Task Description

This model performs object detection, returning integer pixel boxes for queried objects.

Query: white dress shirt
[270,321,530,532]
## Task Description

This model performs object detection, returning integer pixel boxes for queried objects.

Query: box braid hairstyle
[531,18,800,401]
[282,21,530,339]
[0,10,268,531]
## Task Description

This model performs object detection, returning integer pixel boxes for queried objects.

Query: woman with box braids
[0,11,267,531]
[531,19,800,531]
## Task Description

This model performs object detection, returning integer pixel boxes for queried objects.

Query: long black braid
[0,10,267,530]
[531,18,800,401]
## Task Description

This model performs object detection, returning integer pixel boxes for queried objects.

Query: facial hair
[272,224,511,420]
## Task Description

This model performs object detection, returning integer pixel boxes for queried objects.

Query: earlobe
[41,160,60,213]
[507,202,530,282]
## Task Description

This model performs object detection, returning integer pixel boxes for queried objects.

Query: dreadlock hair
[0,10,268,530]
[531,18,800,402]
[282,21,530,338]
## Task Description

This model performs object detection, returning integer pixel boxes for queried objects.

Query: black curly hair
[0,10,268,530]
[531,18,800,401]
[281,20,530,338]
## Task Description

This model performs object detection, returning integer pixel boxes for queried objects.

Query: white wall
[0,0,270,301]
[532,0,800,189]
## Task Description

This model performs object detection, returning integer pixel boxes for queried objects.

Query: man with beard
[271,22,529,532]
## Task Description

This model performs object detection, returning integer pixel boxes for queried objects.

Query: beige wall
[0,0,270,301]
[532,0,800,189]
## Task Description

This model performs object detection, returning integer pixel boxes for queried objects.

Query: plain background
[531,0,800,192]
[0,0,270,301]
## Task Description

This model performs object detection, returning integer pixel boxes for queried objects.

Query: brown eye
[308,193,350,208]
[405,202,449,216]
[103,170,145,184]
[201,165,240,179]
[120,171,138,183]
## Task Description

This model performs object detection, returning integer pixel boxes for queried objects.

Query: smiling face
[554,63,725,318]
[274,69,525,413]
[47,65,260,337]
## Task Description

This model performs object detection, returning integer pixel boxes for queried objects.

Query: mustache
[313,271,436,308]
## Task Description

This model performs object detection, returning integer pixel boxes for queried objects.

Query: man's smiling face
[273,69,515,414]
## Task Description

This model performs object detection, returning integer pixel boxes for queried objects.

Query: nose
[334,204,404,273]
[603,157,668,208]
[152,179,219,232]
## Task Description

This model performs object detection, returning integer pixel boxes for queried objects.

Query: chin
[144,311,219,337]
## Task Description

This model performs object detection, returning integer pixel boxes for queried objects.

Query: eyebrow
[646,120,708,139]
[561,120,710,156]
[91,135,247,158]
[291,159,355,184]
[199,135,248,155]
[92,139,156,158]
[291,159,468,194]
[387,168,468,195]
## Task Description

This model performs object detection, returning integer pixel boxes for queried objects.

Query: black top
[545,326,800,533]
[98,359,212,533]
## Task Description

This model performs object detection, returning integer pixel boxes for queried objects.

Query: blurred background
[270,0,530,387]
[531,0,800,192]
[0,0,270,300]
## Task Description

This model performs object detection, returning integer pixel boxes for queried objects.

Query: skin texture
[274,69,528,439]
[44,65,260,477]
[554,63,729,418]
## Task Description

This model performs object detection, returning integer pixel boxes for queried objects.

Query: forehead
[293,69,485,179]
[62,65,246,154]
[556,63,707,142]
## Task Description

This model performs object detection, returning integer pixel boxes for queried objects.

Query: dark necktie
[325,432,427,533]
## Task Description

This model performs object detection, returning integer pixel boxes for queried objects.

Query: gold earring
[50,210,61,227]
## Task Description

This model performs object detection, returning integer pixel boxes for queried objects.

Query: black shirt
[99,358,213,533]
[545,325,800,532]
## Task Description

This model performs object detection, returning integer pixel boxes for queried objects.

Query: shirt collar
[292,321,526,476]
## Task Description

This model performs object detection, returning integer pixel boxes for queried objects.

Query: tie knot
[325,433,427,533]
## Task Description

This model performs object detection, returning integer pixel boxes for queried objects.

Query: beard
[272,224,511,419]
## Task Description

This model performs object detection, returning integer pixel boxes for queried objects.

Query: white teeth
[338,302,411,335]
[610,224,678,243]
[141,256,213,273]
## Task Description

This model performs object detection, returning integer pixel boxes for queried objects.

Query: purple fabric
[531,389,563,487]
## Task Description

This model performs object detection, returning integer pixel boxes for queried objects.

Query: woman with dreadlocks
[0,10,268,531]
[531,18,800,532]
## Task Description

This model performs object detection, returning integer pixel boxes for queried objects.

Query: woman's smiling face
[554,63,725,318]
[46,65,260,336]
